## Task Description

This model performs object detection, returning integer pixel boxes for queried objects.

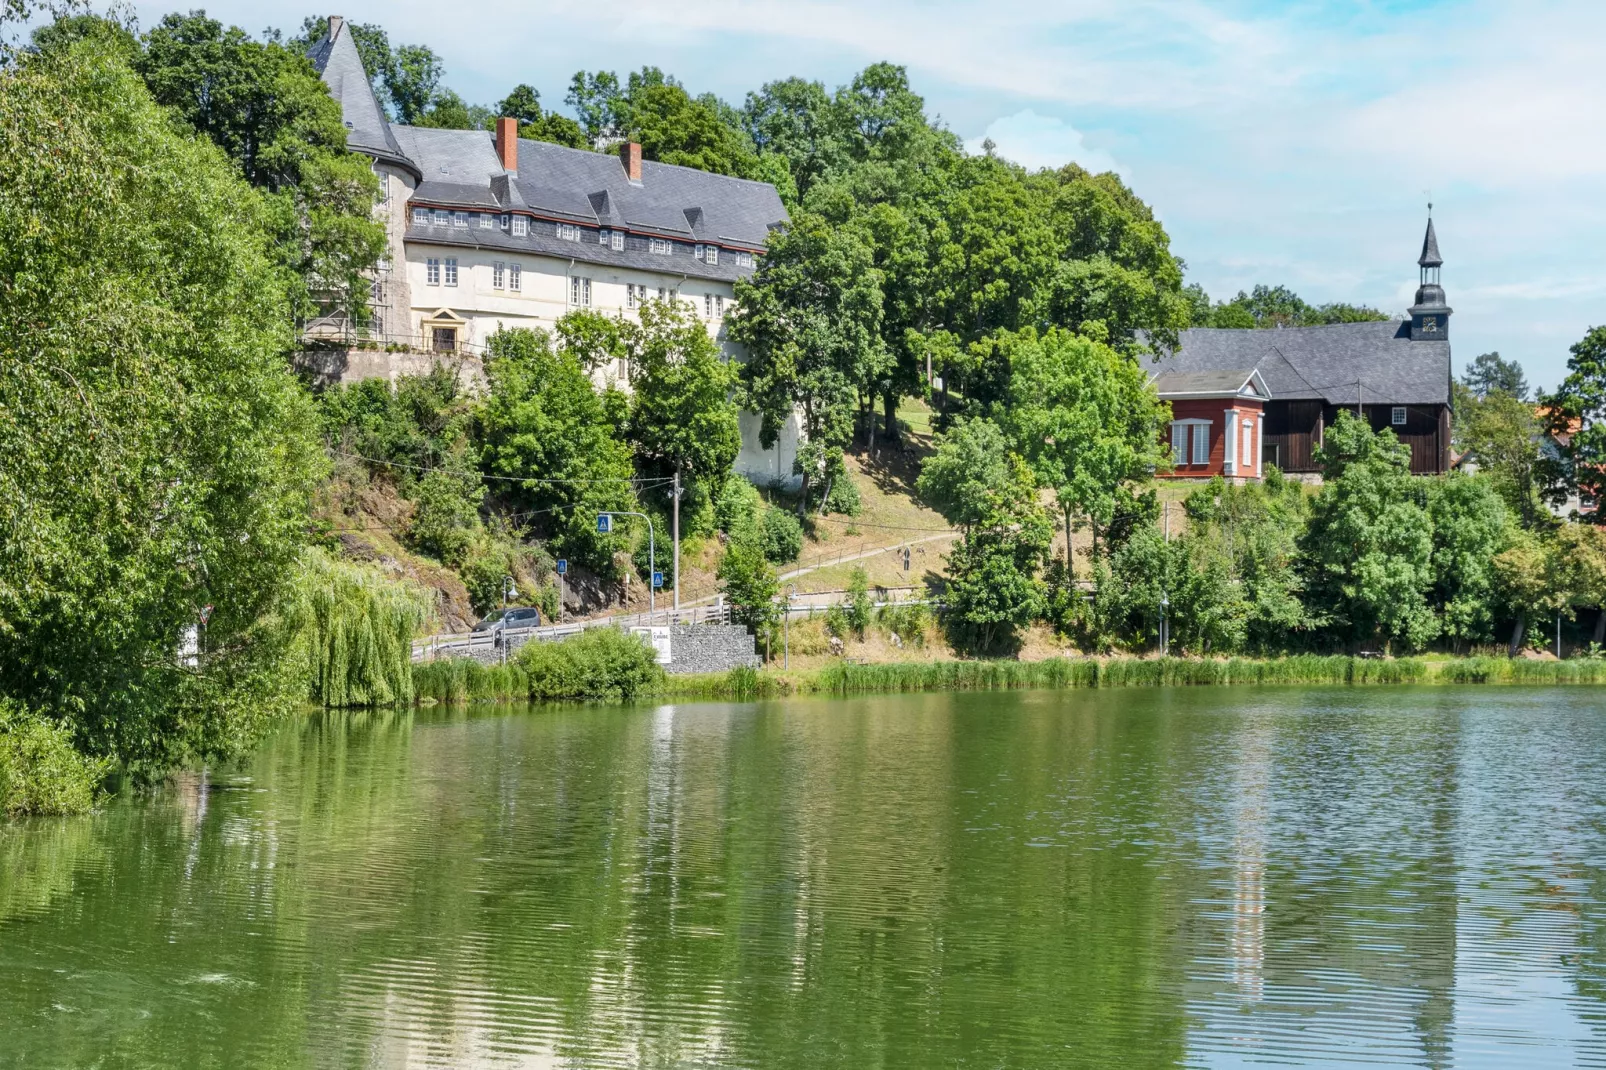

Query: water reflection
[3,689,1606,1067]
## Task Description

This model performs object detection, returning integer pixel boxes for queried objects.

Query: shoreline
[411,654,1606,706]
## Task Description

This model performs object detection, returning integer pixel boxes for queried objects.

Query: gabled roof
[392,126,787,249]
[1150,321,1451,406]
[308,19,417,178]
[1152,368,1271,400]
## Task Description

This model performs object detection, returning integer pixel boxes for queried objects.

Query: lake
[4,686,1606,1068]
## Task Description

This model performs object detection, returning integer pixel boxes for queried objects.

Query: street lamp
[598,511,657,616]
[783,586,796,669]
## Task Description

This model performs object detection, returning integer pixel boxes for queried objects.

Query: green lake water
[5,686,1606,1068]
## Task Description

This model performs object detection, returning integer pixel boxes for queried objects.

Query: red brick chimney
[495,117,517,173]
[620,141,642,183]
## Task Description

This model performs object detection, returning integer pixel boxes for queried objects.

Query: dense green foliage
[514,628,664,702]
[287,551,426,708]
[0,39,325,779]
[1185,283,1390,328]
[0,700,110,817]
[1543,325,1606,512]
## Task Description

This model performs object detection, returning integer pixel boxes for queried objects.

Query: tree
[1299,412,1439,652]
[1493,529,1567,656]
[1542,326,1606,514]
[1453,384,1556,528]
[999,327,1170,575]
[942,456,1054,654]
[1193,284,1390,329]
[915,418,1012,531]
[495,83,588,149]
[718,535,780,642]
[478,328,636,572]
[117,12,385,325]
[629,81,757,177]
[1462,351,1529,401]
[0,38,325,776]
[1425,474,1510,651]
[1181,471,1308,652]
[618,301,743,520]
[730,210,887,509]
[1554,524,1606,645]
[387,43,443,124]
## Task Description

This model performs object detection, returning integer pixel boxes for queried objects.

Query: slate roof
[1152,369,1269,399]
[1419,218,1443,268]
[308,20,417,177]
[1149,321,1451,406]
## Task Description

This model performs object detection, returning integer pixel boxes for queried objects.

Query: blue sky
[134,0,1606,388]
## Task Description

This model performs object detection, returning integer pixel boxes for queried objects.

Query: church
[1150,218,1454,480]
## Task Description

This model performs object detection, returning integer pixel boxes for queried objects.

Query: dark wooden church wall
[1262,400,1324,472]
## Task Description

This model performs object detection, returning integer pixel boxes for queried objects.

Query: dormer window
[695,244,705,260]
[412,206,429,226]
[433,209,449,226]
[649,238,672,256]
[706,246,718,266]
[499,213,510,231]
[611,232,624,251]
[735,251,755,268]
[512,216,527,237]
[452,211,468,228]
[479,213,493,229]
[557,223,582,242]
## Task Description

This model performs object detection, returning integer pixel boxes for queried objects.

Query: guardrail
[412,602,732,662]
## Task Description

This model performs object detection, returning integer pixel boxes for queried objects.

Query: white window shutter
[1192,423,1208,466]
[1171,422,1186,465]
[1224,413,1238,474]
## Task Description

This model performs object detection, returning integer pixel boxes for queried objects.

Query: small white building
[308,17,799,485]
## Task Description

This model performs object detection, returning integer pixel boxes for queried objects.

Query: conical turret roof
[308,17,418,178]
[1418,216,1443,268]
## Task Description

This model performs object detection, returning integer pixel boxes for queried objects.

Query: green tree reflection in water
[5,689,1606,1068]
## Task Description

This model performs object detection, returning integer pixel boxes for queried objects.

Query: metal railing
[411,602,732,662]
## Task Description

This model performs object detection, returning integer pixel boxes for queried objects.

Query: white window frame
[1242,417,1255,476]
[1172,419,1209,467]
[444,257,458,286]
[706,246,718,266]
[412,206,429,226]
[479,213,493,229]
[611,232,624,251]
[1193,423,1210,467]
[452,210,468,228]
[695,244,705,260]
[1223,411,1239,475]
[433,209,449,226]
[570,275,591,307]
[658,286,669,301]
[512,216,527,237]
[557,223,581,242]
[508,264,521,292]
[426,257,440,285]
[649,238,672,256]
[1392,406,1407,426]
[704,292,714,317]
[499,213,511,231]
[627,283,639,310]
[735,251,754,268]
[492,261,505,290]
[714,294,724,317]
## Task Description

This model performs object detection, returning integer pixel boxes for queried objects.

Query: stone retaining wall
[464,623,761,674]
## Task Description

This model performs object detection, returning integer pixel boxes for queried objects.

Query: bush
[411,658,529,704]
[761,507,804,564]
[846,567,873,637]
[879,603,931,648]
[716,476,764,539]
[515,627,665,702]
[0,703,109,817]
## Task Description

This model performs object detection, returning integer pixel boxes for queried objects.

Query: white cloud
[964,110,1121,174]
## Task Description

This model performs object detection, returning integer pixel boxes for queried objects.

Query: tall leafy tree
[1462,351,1530,401]
[1542,325,1606,516]
[915,418,1012,532]
[1299,413,1439,652]
[1425,474,1511,651]
[998,327,1170,574]
[1181,472,1308,652]
[100,11,386,324]
[478,328,636,572]
[730,211,887,508]
[1191,283,1390,329]
[495,83,588,149]
[943,456,1054,654]
[0,36,324,775]
[1453,383,1558,527]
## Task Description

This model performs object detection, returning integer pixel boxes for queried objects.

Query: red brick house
[1153,369,1271,481]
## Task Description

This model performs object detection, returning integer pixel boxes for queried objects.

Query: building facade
[1154,370,1271,482]
[308,17,799,485]
[1150,218,1454,478]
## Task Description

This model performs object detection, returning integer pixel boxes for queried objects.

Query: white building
[308,16,799,485]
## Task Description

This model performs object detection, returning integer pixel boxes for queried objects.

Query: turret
[1408,213,1451,342]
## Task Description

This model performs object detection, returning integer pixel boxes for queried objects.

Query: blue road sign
[556,559,568,576]
[652,571,664,588]
[596,514,612,534]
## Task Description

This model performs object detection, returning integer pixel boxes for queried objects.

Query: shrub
[515,627,665,702]
[715,476,764,539]
[761,507,804,564]
[288,550,429,708]
[846,567,873,637]
[0,702,109,818]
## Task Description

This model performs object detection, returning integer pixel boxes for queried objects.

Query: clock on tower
[1408,213,1452,342]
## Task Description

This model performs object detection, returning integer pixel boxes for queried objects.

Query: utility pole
[673,468,681,613]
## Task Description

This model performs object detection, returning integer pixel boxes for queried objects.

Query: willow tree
[0,36,324,777]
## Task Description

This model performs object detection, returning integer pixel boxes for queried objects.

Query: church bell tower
[1408,212,1451,342]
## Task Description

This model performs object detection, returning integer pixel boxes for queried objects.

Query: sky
[129,0,1606,389]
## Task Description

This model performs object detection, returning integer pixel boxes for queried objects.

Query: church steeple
[1408,210,1451,342]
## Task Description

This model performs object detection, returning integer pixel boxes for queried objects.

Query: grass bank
[414,653,1606,705]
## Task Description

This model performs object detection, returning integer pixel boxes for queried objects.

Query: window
[508,264,521,292]
[1171,423,1188,466]
[627,283,647,309]
[600,230,612,245]
[735,251,755,268]
[714,294,724,317]
[557,223,581,242]
[570,276,591,306]
[492,262,505,289]
[1392,406,1407,426]
[1193,423,1209,466]
[512,216,527,237]
[369,278,382,303]
[611,231,624,251]
[412,206,429,226]
[433,209,449,226]
[452,211,468,228]
[1242,418,1255,474]
[705,293,713,317]
[444,257,457,286]
[426,257,440,285]
[695,244,705,260]
[479,213,493,229]
[1224,413,1238,474]
[658,286,669,301]
[649,238,673,255]
[499,213,511,231]
[705,246,718,266]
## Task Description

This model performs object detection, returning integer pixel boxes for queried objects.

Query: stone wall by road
[468,623,761,674]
